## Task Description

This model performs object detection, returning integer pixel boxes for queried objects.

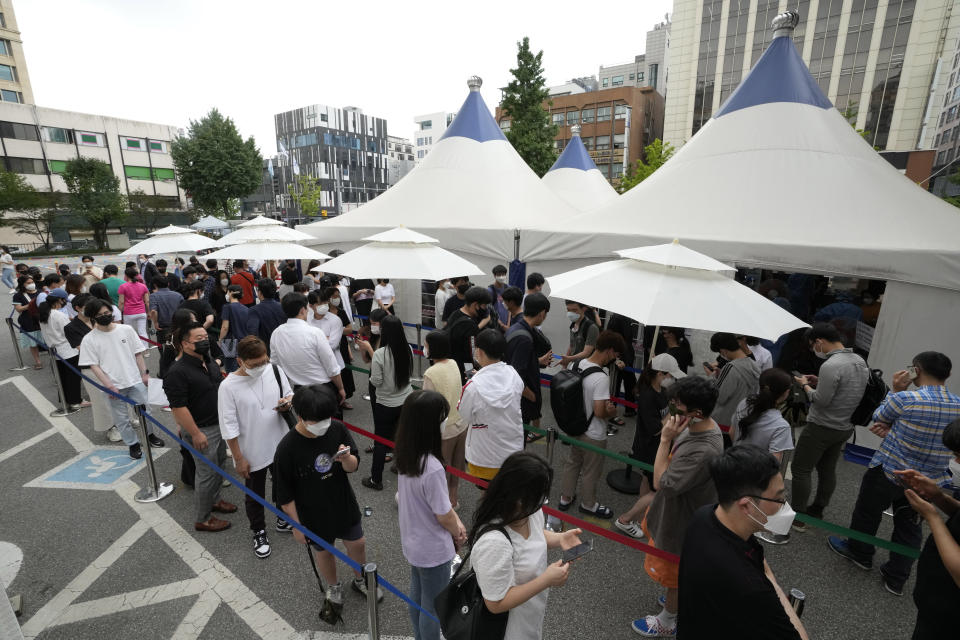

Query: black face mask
[95,314,113,326]
[193,340,211,355]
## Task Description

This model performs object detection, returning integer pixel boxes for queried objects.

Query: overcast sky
[16,0,672,155]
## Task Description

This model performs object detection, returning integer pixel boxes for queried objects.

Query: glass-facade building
[664,0,960,152]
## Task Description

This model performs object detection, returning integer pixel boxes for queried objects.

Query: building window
[948,148,956,163]
[638,72,644,82]
[417,150,424,159]
[122,137,145,150]
[0,121,39,141]
[42,126,74,144]
[0,39,9,56]
[612,75,624,87]
[499,119,511,131]
[555,139,564,151]
[152,167,176,181]
[596,163,610,176]
[0,89,21,103]
[954,126,960,141]
[419,120,432,130]
[615,104,628,119]
[612,163,624,178]
[4,157,45,174]
[597,106,612,122]
[582,108,595,123]
[320,113,328,122]
[552,112,564,125]
[581,136,593,150]
[0,64,17,82]
[613,133,625,149]
[149,140,166,153]
[629,74,635,80]
[124,165,152,180]
[935,133,941,146]
[77,131,105,147]
[602,78,609,87]
[0,13,5,28]
[48,159,68,174]
[595,135,611,150]
[937,151,946,165]
[566,111,579,125]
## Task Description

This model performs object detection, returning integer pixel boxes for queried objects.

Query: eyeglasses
[745,495,787,505]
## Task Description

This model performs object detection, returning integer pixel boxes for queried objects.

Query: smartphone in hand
[561,539,594,563]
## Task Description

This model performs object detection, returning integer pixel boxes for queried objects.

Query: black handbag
[272,364,298,430]
[434,538,509,640]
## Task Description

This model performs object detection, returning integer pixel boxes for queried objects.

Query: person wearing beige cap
[614,352,687,539]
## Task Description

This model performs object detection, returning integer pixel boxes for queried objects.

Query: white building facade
[413,111,455,162]
[387,135,415,185]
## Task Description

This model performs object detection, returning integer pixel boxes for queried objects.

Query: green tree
[944,166,960,209]
[62,157,127,250]
[0,170,42,216]
[501,37,557,177]
[618,139,675,193]
[128,188,174,232]
[287,174,323,218]
[7,195,63,250]
[171,108,262,219]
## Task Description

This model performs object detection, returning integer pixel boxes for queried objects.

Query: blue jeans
[409,560,451,640]
[106,382,154,445]
[1,267,14,289]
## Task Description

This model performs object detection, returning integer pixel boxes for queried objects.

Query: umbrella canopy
[541,125,618,212]
[147,224,198,236]
[316,226,483,280]
[202,241,332,261]
[218,225,314,245]
[190,215,230,231]
[120,232,222,256]
[615,240,734,272]
[238,215,284,228]
[546,242,807,341]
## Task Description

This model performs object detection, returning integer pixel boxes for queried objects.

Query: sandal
[557,495,575,512]
[384,453,393,463]
[609,416,625,427]
[578,503,614,519]
[33,363,43,370]
[342,402,353,410]
[525,431,544,444]
[365,445,374,454]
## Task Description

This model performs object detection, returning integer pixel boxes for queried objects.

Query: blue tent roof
[548,134,598,172]
[440,90,507,143]
[714,33,833,119]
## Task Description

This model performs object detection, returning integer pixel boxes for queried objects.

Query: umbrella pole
[648,325,661,364]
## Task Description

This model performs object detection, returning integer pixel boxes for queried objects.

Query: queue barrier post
[545,427,558,466]
[48,347,80,418]
[6,317,29,371]
[415,324,423,381]
[364,562,380,640]
[788,589,805,618]
[134,404,174,503]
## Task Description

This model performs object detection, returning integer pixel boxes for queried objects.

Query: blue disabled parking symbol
[24,447,169,491]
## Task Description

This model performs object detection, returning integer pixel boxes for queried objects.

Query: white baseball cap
[650,353,687,379]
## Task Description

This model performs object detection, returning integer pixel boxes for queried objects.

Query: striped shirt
[870,385,960,486]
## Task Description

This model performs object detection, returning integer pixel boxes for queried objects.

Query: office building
[645,18,671,95]
[413,111,455,162]
[387,135,415,185]
[240,157,279,217]
[931,36,960,169]
[549,76,598,97]
[0,0,33,105]
[274,104,389,217]
[599,56,648,89]
[664,0,960,152]
[495,86,665,186]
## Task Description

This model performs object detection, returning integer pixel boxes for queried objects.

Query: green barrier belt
[347,363,921,558]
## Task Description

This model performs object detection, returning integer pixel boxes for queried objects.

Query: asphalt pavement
[0,263,924,639]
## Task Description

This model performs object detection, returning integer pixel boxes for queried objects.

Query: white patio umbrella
[202,241,332,261]
[190,215,230,231]
[546,240,807,341]
[147,224,198,236]
[120,231,222,256]
[316,226,484,280]
[238,215,284,227]
[217,224,314,245]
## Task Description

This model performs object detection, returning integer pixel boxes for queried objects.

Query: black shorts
[521,394,542,422]
[309,520,364,550]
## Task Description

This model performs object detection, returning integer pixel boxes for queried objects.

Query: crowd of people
[6,254,959,640]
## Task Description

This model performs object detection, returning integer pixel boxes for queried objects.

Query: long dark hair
[469,452,553,546]
[37,298,62,324]
[379,314,411,388]
[89,283,113,306]
[168,308,199,349]
[394,390,449,477]
[737,368,793,439]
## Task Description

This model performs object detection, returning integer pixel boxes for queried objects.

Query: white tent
[191,215,230,232]
[541,125,618,212]
[297,76,579,261]
[523,13,960,449]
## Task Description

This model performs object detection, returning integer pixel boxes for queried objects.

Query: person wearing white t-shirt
[558,330,626,519]
[0,245,15,291]
[78,298,162,459]
[307,290,345,369]
[471,451,583,640]
[740,335,774,372]
[218,335,293,559]
[374,278,395,315]
[460,329,524,481]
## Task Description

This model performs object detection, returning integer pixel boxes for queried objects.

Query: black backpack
[849,368,889,426]
[550,365,604,436]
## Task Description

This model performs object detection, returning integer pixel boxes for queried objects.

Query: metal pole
[545,427,558,466]
[48,347,80,417]
[6,317,28,371]
[647,325,661,364]
[788,588,806,618]
[416,324,423,378]
[364,562,380,640]
[134,404,174,503]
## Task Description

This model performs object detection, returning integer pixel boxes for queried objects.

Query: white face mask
[660,375,675,389]
[220,278,229,287]
[244,362,269,378]
[81,286,87,293]
[330,297,341,307]
[496,275,507,284]
[83,262,92,268]
[423,346,430,359]
[340,277,350,286]
[950,459,960,488]
[813,343,829,360]
[370,324,381,335]
[566,311,580,323]
[748,499,796,536]
[445,282,456,292]
[439,418,448,432]
[304,418,332,436]
[25,283,36,292]
[317,304,329,315]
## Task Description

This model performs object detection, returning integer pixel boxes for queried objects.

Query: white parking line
[0,426,57,465]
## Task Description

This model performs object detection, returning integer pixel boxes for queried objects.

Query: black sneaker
[129,443,142,459]
[880,568,904,596]
[253,530,271,558]
[147,433,165,448]
[362,477,383,491]
[276,517,293,533]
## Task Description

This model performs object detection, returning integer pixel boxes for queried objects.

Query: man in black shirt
[448,286,491,383]
[677,445,807,640]
[248,278,287,352]
[162,323,237,532]
[505,293,553,435]
[179,282,215,329]
[441,278,470,324]
[275,384,381,608]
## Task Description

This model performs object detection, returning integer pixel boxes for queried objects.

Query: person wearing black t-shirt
[275,384,382,608]
[448,286,492,383]
[894,419,960,640]
[677,446,807,640]
[441,278,470,325]
[350,278,376,324]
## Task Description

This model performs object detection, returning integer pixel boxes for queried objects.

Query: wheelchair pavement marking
[23,446,170,491]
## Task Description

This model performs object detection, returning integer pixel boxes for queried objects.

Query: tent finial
[772,10,799,38]
[467,76,482,92]
[672,238,680,244]
[571,124,582,136]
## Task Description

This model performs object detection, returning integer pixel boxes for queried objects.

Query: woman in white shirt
[38,292,88,410]
[470,452,583,640]
[307,290,345,370]
[375,278,396,315]
[434,280,450,325]
[218,335,293,559]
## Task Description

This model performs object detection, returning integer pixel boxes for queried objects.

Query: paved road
[0,282,923,639]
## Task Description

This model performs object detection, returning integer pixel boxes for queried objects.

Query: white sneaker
[614,518,645,539]
[325,582,343,605]
[253,530,271,559]
[106,426,122,442]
